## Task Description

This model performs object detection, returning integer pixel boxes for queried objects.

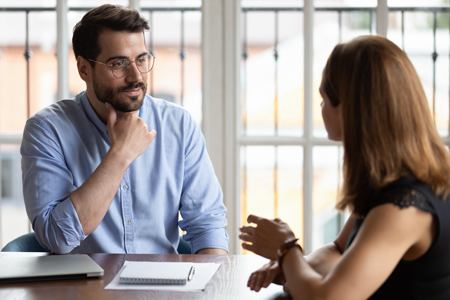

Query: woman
[239,35,450,300]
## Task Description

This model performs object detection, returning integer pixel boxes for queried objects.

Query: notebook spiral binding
[120,277,187,285]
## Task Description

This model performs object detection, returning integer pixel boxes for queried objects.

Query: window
[237,0,450,254]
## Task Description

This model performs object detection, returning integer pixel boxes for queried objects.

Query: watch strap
[277,238,303,273]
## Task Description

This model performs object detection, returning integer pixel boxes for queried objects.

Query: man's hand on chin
[196,248,228,255]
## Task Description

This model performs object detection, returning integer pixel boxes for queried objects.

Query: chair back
[1,232,50,252]
[177,237,191,254]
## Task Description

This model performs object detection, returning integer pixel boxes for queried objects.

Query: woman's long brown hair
[322,35,450,217]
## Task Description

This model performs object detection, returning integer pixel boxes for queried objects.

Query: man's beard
[92,75,147,112]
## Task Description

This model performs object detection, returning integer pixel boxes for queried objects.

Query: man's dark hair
[72,4,149,67]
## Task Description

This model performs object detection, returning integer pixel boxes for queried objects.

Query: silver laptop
[0,254,104,283]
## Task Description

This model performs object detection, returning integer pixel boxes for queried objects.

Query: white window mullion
[129,0,140,10]
[202,0,241,254]
[303,0,314,255]
[202,0,224,183]
[223,0,241,255]
[377,0,388,36]
[56,0,69,101]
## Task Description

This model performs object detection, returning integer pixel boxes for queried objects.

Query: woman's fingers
[254,271,266,292]
[247,214,264,224]
[239,234,253,243]
[239,225,255,235]
[248,271,261,290]
[241,215,296,260]
[262,267,277,288]
[247,261,281,291]
[239,225,256,249]
[241,242,255,253]
[247,272,255,288]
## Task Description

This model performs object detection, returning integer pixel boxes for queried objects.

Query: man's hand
[106,103,156,165]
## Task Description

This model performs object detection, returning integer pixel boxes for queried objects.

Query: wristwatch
[277,237,303,273]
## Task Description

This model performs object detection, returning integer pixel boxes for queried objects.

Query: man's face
[91,30,149,112]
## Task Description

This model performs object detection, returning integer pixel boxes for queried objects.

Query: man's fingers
[146,130,157,145]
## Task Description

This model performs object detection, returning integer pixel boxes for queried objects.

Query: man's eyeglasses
[88,53,155,78]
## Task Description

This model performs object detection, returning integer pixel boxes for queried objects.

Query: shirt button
[127,220,132,225]
[123,185,129,190]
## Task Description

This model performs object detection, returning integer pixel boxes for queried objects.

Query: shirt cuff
[52,198,86,247]
[189,228,229,254]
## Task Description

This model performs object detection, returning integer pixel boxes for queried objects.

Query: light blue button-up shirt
[21,92,229,254]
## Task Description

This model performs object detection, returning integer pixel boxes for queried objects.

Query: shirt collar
[80,92,108,135]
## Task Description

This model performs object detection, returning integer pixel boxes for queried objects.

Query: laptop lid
[0,254,104,283]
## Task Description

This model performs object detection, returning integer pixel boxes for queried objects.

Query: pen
[188,266,195,281]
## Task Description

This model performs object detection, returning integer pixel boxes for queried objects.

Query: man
[21,4,228,255]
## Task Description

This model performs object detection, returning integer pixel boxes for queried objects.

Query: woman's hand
[247,260,285,292]
[239,214,296,260]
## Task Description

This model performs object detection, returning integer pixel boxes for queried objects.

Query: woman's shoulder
[374,176,437,215]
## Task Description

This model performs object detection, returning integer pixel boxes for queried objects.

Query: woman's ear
[77,56,92,83]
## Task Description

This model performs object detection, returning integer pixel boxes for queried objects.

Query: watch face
[281,238,299,252]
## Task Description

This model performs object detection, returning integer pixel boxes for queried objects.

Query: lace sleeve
[376,186,436,215]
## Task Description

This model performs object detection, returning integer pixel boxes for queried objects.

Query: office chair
[177,236,192,254]
[1,232,192,254]
[1,232,50,252]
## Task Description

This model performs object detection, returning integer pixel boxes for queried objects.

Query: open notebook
[0,254,104,283]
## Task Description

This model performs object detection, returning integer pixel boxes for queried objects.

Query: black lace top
[344,176,450,300]
[374,186,435,213]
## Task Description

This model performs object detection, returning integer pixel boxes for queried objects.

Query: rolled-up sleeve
[178,114,229,254]
[21,119,86,254]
